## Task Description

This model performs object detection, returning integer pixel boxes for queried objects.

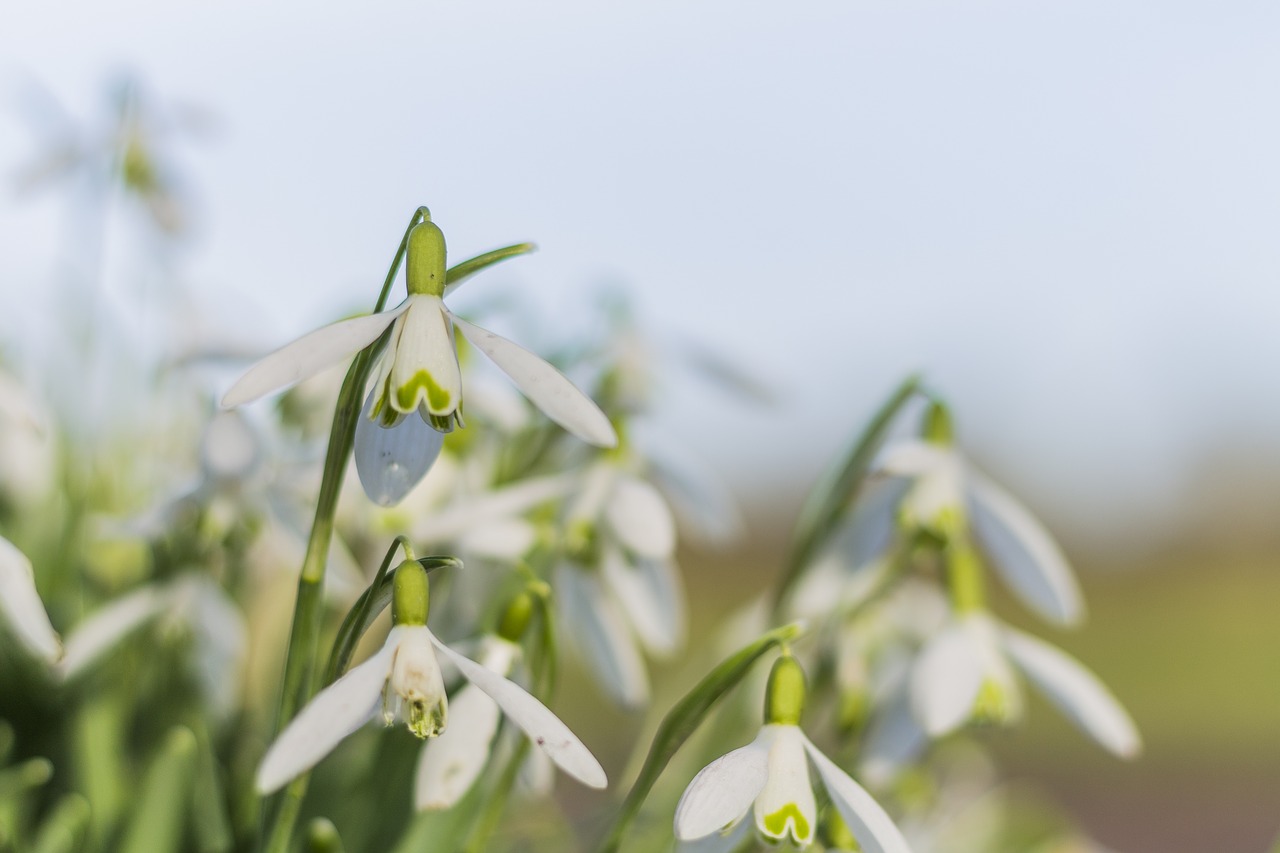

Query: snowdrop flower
[910,612,1140,760]
[256,561,606,795]
[222,216,617,505]
[59,574,245,717]
[674,656,911,853]
[556,458,686,708]
[0,535,61,663]
[876,401,1084,627]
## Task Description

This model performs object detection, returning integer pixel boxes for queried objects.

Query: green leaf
[119,727,198,853]
[190,724,233,853]
[31,795,90,853]
[445,243,537,294]
[772,374,920,616]
[598,621,806,853]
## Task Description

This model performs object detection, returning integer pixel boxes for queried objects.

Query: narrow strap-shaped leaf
[445,243,536,295]
[190,723,234,853]
[773,375,920,616]
[31,794,90,853]
[119,727,198,853]
[598,621,806,853]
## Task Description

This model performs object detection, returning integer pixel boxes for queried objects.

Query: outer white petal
[255,637,396,793]
[1001,627,1141,759]
[910,621,985,737]
[222,304,407,408]
[59,586,168,679]
[802,733,912,853]
[859,694,929,788]
[429,631,607,790]
[179,577,248,719]
[0,536,61,663]
[388,296,462,416]
[753,725,816,845]
[967,472,1085,626]
[414,682,502,810]
[877,440,952,477]
[555,564,649,709]
[456,518,537,562]
[673,729,771,841]
[605,475,677,560]
[414,475,569,546]
[600,549,685,656]
[450,314,617,447]
[354,390,445,507]
[676,816,752,853]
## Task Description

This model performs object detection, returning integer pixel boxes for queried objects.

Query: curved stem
[259,207,427,853]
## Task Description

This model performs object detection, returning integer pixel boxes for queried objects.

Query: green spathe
[764,655,807,726]
[393,561,431,626]
[406,221,448,297]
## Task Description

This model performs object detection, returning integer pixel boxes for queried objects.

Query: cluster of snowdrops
[0,207,1140,853]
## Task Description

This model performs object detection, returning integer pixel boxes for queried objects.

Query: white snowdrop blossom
[222,219,616,506]
[556,458,686,708]
[257,563,606,795]
[674,657,911,853]
[0,535,61,663]
[910,613,1141,760]
[876,431,1084,627]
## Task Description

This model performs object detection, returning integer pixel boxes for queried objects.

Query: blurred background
[2,2,1279,850]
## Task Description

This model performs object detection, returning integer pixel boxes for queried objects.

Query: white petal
[222,304,406,408]
[450,314,617,447]
[859,695,929,788]
[456,518,537,562]
[429,630,607,789]
[59,586,168,679]
[555,564,649,709]
[0,536,60,663]
[414,682,502,810]
[180,577,248,718]
[1001,627,1141,759]
[605,475,676,560]
[388,296,462,416]
[673,729,771,841]
[910,620,985,737]
[413,475,569,546]
[753,725,816,845]
[876,440,952,477]
[354,390,445,507]
[255,637,395,793]
[675,816,751,853]
[967,472,1085,626]
[600,550,685,656]
[644,443,743,547]
[802,733,912,853]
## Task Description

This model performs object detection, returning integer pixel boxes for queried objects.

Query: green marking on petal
[406,697,447,739]
[396,370,453,414]
[762,803,812,843]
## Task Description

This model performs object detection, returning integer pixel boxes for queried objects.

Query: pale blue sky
[4,1,1280,552]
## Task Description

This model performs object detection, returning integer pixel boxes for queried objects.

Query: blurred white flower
[910,613,1140,759]
[0,370,56,504]
[59,574,245,717]
[877,438,1083,627]
[256,623,606,795]
[556,459,686,708]
[0,535,61,663]
[674,723,911,853]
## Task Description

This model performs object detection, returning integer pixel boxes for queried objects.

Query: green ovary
[762,804,812,844]
[396,370,453,414]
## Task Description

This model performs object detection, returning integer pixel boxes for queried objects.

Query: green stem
[259,207,427,853]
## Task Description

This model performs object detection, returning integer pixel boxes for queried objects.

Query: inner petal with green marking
[395,369,453,414]
[761,802,813,844]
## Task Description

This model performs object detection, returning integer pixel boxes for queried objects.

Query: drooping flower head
[674,654,911,853]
